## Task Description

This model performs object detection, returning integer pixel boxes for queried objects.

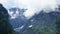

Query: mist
[0,0,60,19]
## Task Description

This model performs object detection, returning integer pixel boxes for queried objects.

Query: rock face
[8,5,60,34]
[18,11,59,34]
[14,10,60,34]
[9,8,28,28]
[0,4,13,34]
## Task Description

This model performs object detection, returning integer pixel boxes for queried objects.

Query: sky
[0,0,60,19]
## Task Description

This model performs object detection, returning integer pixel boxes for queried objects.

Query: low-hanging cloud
[20,0,58,19]
[0,0,60,19]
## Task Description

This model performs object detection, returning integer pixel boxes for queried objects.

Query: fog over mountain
[0,0,60,19]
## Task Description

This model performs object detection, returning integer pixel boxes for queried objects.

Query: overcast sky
[0,0,60,9]
[0,0,60,19]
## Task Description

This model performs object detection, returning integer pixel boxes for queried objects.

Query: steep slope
[19,11,60,34]
[9,8,28,28]
[9,6,60,34]
[0,4,14,34]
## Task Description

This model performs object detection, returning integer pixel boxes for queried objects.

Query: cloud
[0,0,8,3]
[8,9,19,19]
[0,0,11,9]
[0,0,19,9]
[0,0,59,19]
[22,0,58,19]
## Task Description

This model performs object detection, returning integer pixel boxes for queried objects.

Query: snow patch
[29,25,33,28]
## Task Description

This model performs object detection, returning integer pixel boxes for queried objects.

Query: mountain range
[8,7,60,34]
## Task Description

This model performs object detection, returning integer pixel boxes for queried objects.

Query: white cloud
[22,0,58,19]
[0,0,60,19]
[8,10,19,19]
[0,0,8,3]
[0,0,11,9]
[8,11,16,19]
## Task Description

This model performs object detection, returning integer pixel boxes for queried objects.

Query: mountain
[17,11,60,34]
[0,4,17,34]
[22,10,60,34]
[9,6,60,34]
[8,7,29,28]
